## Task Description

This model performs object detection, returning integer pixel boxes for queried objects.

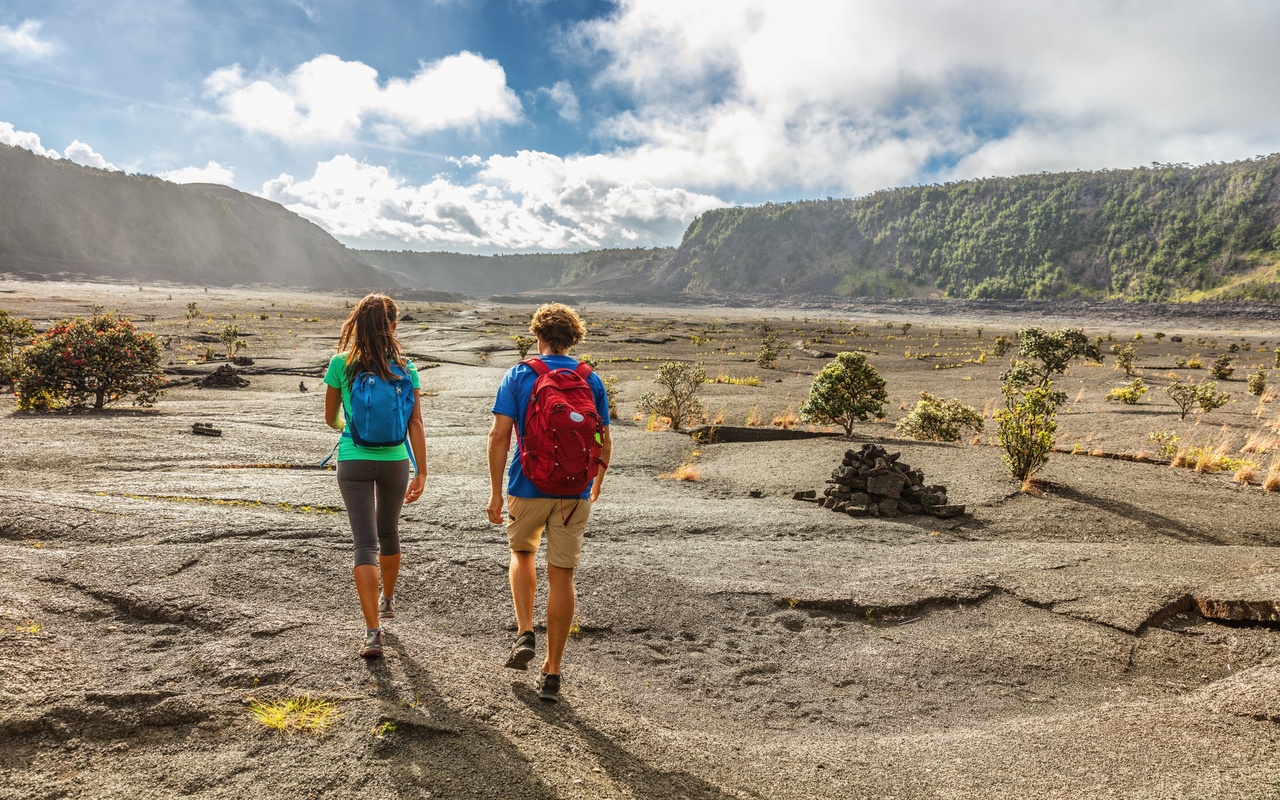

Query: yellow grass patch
[247,694,342,735]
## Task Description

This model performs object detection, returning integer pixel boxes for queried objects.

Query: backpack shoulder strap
[522,358,551,376]
[573,361,593,379]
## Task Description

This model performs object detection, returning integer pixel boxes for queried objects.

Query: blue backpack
[347,363,416,449]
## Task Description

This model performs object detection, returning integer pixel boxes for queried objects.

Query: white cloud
[63,140,119,171]
[0,121,57,157]
[0,19,55,60]
[159,161,236,185]
[205,52,521,143]
[536,81,581,122]
[568,0,1280,196]
[261,152,723,252]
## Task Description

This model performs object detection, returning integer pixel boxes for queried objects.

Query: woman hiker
[324,293,427,658]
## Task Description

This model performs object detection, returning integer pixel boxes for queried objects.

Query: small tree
[1165,377,1229,421]
[1004,327,1103,399]
[220,324,247,359]
[1110,343,1138,377]
[636,361,706,432]
[992,335,1014,357]
[1105,378,1148,405]
[756,323,784,369]
[511,335,535,359]
[799,352,887,436]
[0,310,37,389]
[992,328,1099,484]
[1210,354,1234,380]
[996,385,1057,483]
[895,392,983,442]
[16,313,165,410]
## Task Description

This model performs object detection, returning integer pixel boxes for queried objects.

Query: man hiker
[486,302,611,702]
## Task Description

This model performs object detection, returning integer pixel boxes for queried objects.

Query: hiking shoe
[536,672,560,703]
[360,628,384,659]
[379,595,395,620]
[504,631,535,670]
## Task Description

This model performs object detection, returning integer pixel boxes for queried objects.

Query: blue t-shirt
[492,355,611,499]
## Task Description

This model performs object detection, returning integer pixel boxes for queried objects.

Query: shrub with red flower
[16,313,165,410]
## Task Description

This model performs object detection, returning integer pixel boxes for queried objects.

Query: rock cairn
[201,365,250,388]
[794,443,965,519]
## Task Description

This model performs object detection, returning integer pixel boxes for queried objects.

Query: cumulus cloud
[0,121,58,157]
[205,52,521,142]
[159,161,236,185]
[261,152,723,252]
[0,19,55,60]
[569,0,1280,196]
[63,140,118,171]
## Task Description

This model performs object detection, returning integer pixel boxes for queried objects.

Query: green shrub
[1248,368,1267,397]
[1110,343,1138,376]
[996,386,1057,483]
[0,310,37,389]
[1105,378,1148,405]
[799,352,887,436]
[1209,354,1234,380]
[636,361,706,431]
[895,392,983,442]
[510,335,535,359]
[756,323,784,369]
[16,313,165,410]
[1147,431,1179,460]
[1186,355,1204,369]
[992,335,1014,357]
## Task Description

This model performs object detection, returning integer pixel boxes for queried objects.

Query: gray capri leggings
[336,459,410,567]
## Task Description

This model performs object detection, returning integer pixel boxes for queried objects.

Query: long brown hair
[336,293,406,382]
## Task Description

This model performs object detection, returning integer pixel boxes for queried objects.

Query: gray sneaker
[504,631,535,670]
[379,595,395,620]
[360,628,384,658]
[536,672,560,703]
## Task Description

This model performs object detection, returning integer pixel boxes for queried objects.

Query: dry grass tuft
[1020,478,1045,496]
[1234,465,1259,484]
[771,406,799,429]
[1243,431,1278,454]
[1265,458,1280,493]
[667,463,703,481]
[1073,387,1086,404]
[744,405,762,427]
[247,694,342,735]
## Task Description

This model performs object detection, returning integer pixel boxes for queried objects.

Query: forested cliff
[660,157,1280,301]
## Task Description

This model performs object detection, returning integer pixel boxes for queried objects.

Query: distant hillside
[0,143,387,288]
[655,157,1280,302]
[358,247,673,296]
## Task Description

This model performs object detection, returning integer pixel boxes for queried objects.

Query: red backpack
[519,358,604,496]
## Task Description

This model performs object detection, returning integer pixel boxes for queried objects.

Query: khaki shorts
[506,496,591,569]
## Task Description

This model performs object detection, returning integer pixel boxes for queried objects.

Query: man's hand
[405,473,426,504]
[486,492,505,525]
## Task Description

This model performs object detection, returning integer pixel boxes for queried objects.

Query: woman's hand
[404,472,426,504]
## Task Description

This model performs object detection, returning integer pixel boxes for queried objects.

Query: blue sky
[4,1,1280,254]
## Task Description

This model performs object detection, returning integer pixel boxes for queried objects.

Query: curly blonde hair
[529,302,586,353]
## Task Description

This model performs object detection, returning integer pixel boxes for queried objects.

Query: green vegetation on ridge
[667,157,1280,301]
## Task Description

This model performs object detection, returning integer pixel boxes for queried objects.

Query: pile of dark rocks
[794,443,965,519]
[201,365,250,388]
